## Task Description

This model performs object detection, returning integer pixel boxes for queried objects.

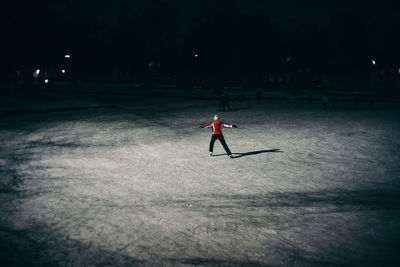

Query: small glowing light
[371,59,376,65]
[398,68,400,74]
[65,54,71,58]
[36,69,40,75]
[61,69,66,74]
[44,79,49,84]
[194,54,198,58]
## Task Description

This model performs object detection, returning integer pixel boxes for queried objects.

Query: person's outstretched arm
[199,122,213,128]
[222,123,237,128]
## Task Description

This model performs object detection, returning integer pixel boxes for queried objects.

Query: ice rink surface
[0,92,399,266]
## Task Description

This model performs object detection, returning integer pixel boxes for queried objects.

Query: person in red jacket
[200,114,237,157]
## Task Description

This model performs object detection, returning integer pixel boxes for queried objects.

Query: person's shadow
[212,149,282,158]
[232,149,282,158]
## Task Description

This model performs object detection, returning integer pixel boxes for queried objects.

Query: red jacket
[202,120,234,135]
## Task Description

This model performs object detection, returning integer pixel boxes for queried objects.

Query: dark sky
[50,1,388,30]
[2,0,397,76]
[5,0,390,33]
[63,0,384,19]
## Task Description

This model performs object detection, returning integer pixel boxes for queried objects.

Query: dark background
[1,0,399,93]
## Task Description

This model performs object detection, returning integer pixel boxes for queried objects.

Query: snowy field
[0,91,400,266]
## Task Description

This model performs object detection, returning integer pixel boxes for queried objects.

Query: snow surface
[0,92,399,266]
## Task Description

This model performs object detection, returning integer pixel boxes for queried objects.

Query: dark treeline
[2,0,399,90]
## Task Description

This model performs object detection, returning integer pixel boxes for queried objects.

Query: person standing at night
[257,90,262,104]
[199,114,237,158]
[322,95,329,111]
[219,93,231,111]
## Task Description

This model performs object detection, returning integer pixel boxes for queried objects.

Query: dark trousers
[209,134,232,155]
[219,103,231,111]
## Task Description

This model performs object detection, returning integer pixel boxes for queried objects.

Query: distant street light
[61,69,66,74]
[194,54,199,58]
[65,54,71,58]
[371,59,376,65]
[36,69,40,75]
[44,79,49,84]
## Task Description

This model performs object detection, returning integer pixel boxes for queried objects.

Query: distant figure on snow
[322,95,329,111]
[200,114,237,158]
[219,93,231,111]
[354,96,360,110]
[308,95,313,106]
[331,96,337,111]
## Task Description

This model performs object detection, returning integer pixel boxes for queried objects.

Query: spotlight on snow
[44,78,49,84]
[65,54,71,58]
[61,69,66,74]
[371,59,376,65]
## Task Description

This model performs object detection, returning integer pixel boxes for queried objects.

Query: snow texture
[0,92,399,266]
